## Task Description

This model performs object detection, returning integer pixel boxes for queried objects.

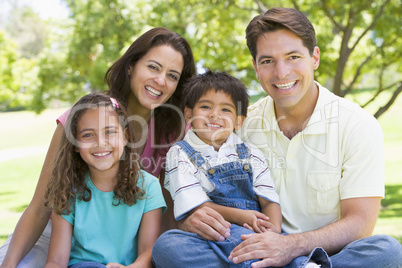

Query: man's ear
[235,116,246,130]
[184,107,193,124]
[313,46,320,70]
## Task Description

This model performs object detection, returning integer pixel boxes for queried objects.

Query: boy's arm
[257,197,282,233]
[44,212,72,268]
[201,201,270,232]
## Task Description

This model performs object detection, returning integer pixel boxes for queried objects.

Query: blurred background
[0,0,401,244]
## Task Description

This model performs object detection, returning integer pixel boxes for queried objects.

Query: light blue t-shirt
[62,170,166,266]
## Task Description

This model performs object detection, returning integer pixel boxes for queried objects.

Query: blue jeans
[69,261,106,268]
[152,232,402,268]
[153,225,257,267]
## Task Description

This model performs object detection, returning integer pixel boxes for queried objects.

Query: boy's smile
[185,90,245,151]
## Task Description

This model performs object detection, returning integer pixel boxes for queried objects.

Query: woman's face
[128,45,184,112]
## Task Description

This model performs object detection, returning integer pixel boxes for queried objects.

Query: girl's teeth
[207,123,220,128]
[93,152,110,157]
[275,81,296,89]
[145,86,162,96]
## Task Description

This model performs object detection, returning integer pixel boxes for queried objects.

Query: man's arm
[229,196,381,267]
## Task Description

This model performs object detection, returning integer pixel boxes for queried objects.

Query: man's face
[252,29,320,116]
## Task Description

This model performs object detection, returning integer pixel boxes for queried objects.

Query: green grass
[0,95,401,246]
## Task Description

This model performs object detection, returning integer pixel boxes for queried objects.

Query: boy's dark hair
[246,7,317,60]
[182,70,249,117]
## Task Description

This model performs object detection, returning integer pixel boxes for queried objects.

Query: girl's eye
[200,105,210,109]
[222,108,232,113]
[82,133,92,138]
[106,130,116,135]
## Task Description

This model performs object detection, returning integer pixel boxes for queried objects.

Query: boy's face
[185,89,245,150]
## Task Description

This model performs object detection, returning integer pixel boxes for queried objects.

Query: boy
[153,70,281,267]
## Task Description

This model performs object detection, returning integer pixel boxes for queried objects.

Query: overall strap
[236,143,251,172]
[175,140,206,168]
[236,143,250,160]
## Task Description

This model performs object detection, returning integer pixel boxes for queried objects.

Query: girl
[0,27,195,268]
[44,93,166,268]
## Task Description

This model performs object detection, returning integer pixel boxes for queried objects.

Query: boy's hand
[243,219,281,234]
[240,210,270,233]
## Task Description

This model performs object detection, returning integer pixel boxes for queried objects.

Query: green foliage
[0,0,400,116]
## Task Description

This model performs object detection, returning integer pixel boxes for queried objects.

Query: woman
[0,27,196,268]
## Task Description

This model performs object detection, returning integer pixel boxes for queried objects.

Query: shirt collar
[184,129,242,154]
[262,81,334,135]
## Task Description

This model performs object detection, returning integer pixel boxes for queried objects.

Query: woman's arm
[44,212,72,268]
[1,124,64,268]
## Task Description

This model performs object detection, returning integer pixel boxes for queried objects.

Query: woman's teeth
[145,86,162,96]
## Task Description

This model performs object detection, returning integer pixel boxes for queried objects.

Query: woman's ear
[184,107,193,124]
[234,116,246,130]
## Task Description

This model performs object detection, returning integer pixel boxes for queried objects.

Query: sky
[1,0,69,20]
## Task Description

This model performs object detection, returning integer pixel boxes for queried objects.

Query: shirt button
[288,153,294,159]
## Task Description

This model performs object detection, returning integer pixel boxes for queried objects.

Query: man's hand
[178,206,231,241]
[229,232,297,268]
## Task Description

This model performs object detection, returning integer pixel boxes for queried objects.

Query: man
[153,7,402,267]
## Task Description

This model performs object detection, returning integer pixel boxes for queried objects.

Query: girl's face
[75,107,126,177]
[128,45,184,112]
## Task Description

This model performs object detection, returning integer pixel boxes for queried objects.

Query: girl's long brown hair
[45,93,144,215]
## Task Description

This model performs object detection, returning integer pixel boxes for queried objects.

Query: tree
[6,0,399,117]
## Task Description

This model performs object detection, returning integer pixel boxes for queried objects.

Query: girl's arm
[1,124,64,268]
[118,208,162,268]
[44,212,72,268]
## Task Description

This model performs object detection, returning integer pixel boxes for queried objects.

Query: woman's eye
[148,64,158,71]
[168,73,179,81]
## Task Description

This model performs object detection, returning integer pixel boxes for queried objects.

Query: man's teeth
[207,123,220,128]
[275,81,296,89]
[145,86,162,96]
[93,152,110,157]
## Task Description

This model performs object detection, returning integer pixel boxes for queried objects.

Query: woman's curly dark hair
[45,93,144,215]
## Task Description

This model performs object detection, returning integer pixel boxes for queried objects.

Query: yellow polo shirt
[239,82,384,234]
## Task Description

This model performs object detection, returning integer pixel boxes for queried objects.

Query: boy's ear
[184,107,193,124]
[235,116,246,130]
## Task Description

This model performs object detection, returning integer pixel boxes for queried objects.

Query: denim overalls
[175,140,261,212]
[174,140,261,267]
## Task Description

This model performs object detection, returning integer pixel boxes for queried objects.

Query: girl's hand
[106,263,125,268]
